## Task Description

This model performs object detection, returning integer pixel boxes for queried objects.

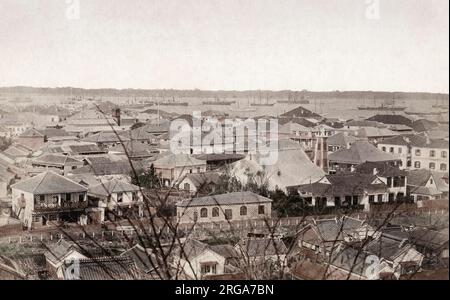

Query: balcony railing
[34,202,88,212]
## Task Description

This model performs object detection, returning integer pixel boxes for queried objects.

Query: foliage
[131,164,161,189]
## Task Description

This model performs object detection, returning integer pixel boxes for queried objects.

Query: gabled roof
[44,239,84,266]
[366,114,413,127]
[88,179,140,197]
[280,106,321,119]
[152,154,206,169]
[327,132,359,147]
[354,127,398,138]
[108,141,157,158]
[355,161,407,177]
[180,172,222,188]
[176,191,272,207]
[32,154,83,167]
[379,134,449,149]
[65,256,141,280]
[328,140,399,164]
[11,171,88,194]
[293,173,387,196]
[82,132,130,143]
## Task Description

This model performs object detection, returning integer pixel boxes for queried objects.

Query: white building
[176,191,272,224]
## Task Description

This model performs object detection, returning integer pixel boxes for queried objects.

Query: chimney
[313,129,329,173]
[112,108,121,126]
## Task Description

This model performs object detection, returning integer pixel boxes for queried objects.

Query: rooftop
[11,171,88,194]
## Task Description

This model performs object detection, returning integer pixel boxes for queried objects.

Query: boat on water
[277,99,310,104]
[158,97,189,106]
[357,96,406,111]
[357,104,407,111]
[202,97,235,106]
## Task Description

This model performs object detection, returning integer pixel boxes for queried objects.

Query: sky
[0,0,448,93]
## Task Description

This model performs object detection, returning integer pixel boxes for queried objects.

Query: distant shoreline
[0,86,448,100]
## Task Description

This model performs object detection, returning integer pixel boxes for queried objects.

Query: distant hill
[0,86,448,101]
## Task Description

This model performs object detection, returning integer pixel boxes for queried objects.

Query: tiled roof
[108,141,157,158]
[32,154,83,167]
[11,171,88,194]
[293,173,387,196]
[180,172,222,188]
[82,131,130,143]
[328,140,399,164]
[379,134,449,149]
[355,161,407,177]
[88,179,140,197]
[354,127,398,138]
[235,238,288,257]
[66,256,142,280]
[176,191,272,207]
[328,132,359,147]
[153,154,206,169]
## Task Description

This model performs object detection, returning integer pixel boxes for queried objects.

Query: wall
[177,202,272,224]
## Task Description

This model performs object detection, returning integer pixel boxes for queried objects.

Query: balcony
[34,201,88,212]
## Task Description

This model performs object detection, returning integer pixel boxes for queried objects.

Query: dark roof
[11,171,88,194]
[406,169,433,186]
[65,256,142,280]
[68,144,107,155]
[355,161,407,177]
[329,246,373,277]
[176,191,272,207]
[379,134,449,149]
[294,173,387,196]
[365,235,413,261]
[180,172,222,188]
[108,141,157,158]
[280,106,321,119]
[366,114,413,127]
[412,119,438,132]
[328,140,399,164]
[82,132,130,143]
[69,160,144,176]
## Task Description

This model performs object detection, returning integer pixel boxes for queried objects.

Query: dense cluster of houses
[0,101,448,280]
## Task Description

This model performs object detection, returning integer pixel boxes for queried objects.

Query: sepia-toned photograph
[0,0,448,287]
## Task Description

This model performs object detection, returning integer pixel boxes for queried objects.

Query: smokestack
[112,108,121,126]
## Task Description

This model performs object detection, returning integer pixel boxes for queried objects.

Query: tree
[132,164,160,189]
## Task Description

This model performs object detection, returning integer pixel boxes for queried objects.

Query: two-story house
[378,134,449,171]
[11,171,88,229]
[152,153,207,187]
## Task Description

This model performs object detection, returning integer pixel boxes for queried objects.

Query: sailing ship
[357,95,406,111]
[159,96,189,106]
[277,92,310,104]
[250,92,275,107]
[202,96,235,106]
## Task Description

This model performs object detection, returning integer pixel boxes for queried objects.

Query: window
[258,205,265,215]
[415,149,421,156]
[430,150,436,157]
[78,194,84,202]
[388,193,395,202]
[200,208,208,218]
[201,263,217,275]
[378,194,383,202]
[387,177,392,187]
[393,177,401,187]
[65,193,71,201]
[193,211,198,222]
[414,161,421,169]
[224,209,233,220]
[429,162,436,170]
[389,147,394,153]
[369,195,375,204]
[400,176,406,187]
[212,207,219,217]
[117,192,123,203]
[382,147,386,152]
[398,148,402,154]
[184,183,190,191]
[352,196,359,206]
[132,192,138,202]
[240,206,247,216]
[407,160,412,167]
[441,151,447,158]
[440,164,447,171]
